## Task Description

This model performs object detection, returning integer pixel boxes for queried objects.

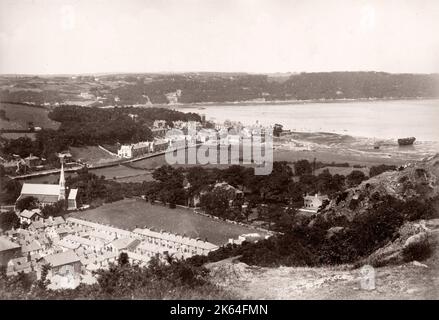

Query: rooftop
[43,250,81,268]
[110,237,140,250]
[20,209,42,219]
[0,236,21,252]
[20,183,60,196]
[22,240,42,253]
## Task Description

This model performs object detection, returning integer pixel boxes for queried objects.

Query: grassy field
[69,146,118,164]
[0,132,37,140]
[0,103,59,130]
[91,165,151,181]
[315,166,370,176]
[115,173,154,183]
[69,198,267,245]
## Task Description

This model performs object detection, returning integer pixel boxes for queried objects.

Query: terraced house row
[0,215,219,289]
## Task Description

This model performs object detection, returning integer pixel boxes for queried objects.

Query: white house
[19,209,43,224]
[301,194,329,214]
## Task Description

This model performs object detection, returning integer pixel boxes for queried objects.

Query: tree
[186,167,213,196]
[33,264,51,292]
[152,165,184,188]
[294,160,312,176]
[41,200,66,218]
[15,196,39,212]
[118,252,130,267]
[0,211,20,231]
[2,179,22,204]
[158,187,186,208]
[221,165,246,190]
[316,169,346,196]
[369,164,397,178]
[259,162,293,203]
[143,181,161,203]
[346,170,368,188]
[199,188,231,219]
[298,174,318,195]
[287,182,305,208]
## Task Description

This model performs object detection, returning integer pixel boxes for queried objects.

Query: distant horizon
[1,70,439,77]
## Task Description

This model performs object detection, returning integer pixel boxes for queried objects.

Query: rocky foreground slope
[207,155,439,299]
[315,154,439,266]
[318,154,439,223]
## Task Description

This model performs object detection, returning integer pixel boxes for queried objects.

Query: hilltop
[1,72,438,106]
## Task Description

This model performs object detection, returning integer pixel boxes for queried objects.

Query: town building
[153,120,167,128]
[151,127,167,137]
[7,256,32,275]
[41,250,82,279]
[108,237,140,254]
[228,233,266,245]
[117,141,153,158]
[0,236,21,266]
[300,194,329,214]
[19,208,43,224]
[24,154,41,168]
[56,151,73,163]
[152,139,169,152]
[16,161,78,209]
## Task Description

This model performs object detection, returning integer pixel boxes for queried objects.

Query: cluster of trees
[2,72,438,106]
[0,105,200,164]
[14,195,66,219]
[189,194,438,267]
[141,161,368,229]
[65,168,145,207]
[369,164,397,177]
[0,166,22,204]
[0,253,233,299]
[109,72,439,105]
[142,165,186,208]
[15,196,38,212]
[0,210,20,231]
[1,136,37,158]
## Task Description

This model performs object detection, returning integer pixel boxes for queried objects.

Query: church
[16,161,78,210]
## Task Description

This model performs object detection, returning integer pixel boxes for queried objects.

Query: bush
[369,164,397,178]
[402,237,433,262]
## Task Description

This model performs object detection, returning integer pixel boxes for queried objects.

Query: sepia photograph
[0,0,438,308]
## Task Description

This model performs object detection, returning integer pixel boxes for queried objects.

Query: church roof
[21,183,60,196]
[18,194,59,204]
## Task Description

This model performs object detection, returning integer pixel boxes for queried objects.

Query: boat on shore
[398,137,416,146]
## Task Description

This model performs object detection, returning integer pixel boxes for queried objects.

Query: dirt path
[208,254,439,299]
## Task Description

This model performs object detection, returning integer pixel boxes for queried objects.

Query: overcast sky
[1,0,438,74]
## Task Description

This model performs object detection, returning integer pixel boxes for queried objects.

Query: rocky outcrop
[316,154,439,225]
[360,219,438,267]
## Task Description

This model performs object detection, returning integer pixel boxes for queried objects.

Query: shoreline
[168,97,439,109]
[3,97,438,110]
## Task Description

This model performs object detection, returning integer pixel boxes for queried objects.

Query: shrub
[402,237,433,262]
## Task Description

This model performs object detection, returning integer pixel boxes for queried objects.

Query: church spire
[58,157,66,200]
